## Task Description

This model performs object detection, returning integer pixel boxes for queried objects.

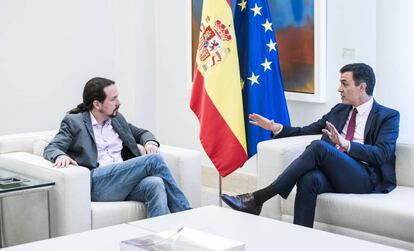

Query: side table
[0,168,55,248]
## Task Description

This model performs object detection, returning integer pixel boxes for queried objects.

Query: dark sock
[253,184,279,206]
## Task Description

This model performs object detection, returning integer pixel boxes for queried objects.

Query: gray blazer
[44,112,158,170]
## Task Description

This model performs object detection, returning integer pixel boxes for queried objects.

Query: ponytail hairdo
[68,77,115,114]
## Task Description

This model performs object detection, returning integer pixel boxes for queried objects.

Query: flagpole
[218,174,223,207]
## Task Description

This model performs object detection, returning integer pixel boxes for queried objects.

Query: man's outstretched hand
[322,121,350,150]
[249,113,282,132]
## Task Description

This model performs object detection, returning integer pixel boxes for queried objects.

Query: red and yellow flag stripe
[190,0,247,177]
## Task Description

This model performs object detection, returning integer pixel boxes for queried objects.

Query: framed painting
[270,0,327,103]
[191,0,326,103]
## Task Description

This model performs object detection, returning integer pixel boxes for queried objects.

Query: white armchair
[0,130,201,246]
[257,135,414,250]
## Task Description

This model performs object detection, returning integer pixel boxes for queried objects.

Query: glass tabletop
[0,168,55,194]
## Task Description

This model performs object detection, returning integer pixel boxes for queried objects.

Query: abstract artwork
[192,0,326,102]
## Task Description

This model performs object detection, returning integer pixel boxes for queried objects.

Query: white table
[2,224,151,251]
[2,205,405,250]
[129,205,404,251]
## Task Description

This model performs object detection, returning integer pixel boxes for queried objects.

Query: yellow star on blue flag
[234,0,291,156]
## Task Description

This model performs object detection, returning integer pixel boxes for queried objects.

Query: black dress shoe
[221,193,262,215]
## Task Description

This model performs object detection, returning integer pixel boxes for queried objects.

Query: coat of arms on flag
[198,16,233,72]
[190,0,247,177]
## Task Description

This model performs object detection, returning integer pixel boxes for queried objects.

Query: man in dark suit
[222,63,400,228]
[44,77,190,217]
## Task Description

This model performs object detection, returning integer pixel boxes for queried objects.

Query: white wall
[0,0,114,134]
[376,0,414,143]
[118,0,156,131]
[154,0,202,151]
[0,0,156,135]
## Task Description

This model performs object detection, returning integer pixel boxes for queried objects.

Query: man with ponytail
[44,77,191,217]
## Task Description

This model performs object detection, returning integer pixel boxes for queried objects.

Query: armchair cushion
[91,201,146,229]
[33,137,52,156]
[0,131,54,154]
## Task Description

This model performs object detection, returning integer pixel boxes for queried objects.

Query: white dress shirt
[90,112,124,167]
[341,98,374,150]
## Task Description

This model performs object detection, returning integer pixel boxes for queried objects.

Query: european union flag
[234,0,291,157]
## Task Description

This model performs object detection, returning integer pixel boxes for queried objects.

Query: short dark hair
[68,77,115,114]
[340,63,375,96]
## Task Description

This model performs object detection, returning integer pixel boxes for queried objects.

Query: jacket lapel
[336,105,353,133]
[82,112,95,141]
[364,99,379,141]
[111,118,129,144]
[111,118,140,156]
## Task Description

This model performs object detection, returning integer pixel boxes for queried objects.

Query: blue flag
[234,0,291,157]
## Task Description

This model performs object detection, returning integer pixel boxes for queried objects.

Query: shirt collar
[355,97,373,115]
[90,112,111,127]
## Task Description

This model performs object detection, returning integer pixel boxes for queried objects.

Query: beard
[109,105,120,118]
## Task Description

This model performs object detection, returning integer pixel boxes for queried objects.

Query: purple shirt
[90,113,123,167]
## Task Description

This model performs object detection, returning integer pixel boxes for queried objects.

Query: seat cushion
[281,186,414,243]
[91,201,147,229]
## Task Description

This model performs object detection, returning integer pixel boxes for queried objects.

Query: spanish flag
[190,0,247,177]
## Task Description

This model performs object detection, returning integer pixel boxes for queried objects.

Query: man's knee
[134,154,167,171]
[145,154,165,166]
[297,171,325,192]
[305,139,333,155]
[308,139,327,150]
[142,176,165,193]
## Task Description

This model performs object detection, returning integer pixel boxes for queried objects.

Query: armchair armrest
[0,152,91,237]
[257,135,320,219]
[159,145,201,208]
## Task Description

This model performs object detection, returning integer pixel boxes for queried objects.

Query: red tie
[339,108,357,152]
[345,108,357,141]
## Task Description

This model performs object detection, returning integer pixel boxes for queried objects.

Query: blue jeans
[90,154,191,218]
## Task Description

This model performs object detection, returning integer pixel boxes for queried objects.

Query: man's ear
[359,82,367,93]
[92,100,101,111]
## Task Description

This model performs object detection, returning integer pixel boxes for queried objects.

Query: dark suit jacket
[44,112,158,170]
[273,100,400,193]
